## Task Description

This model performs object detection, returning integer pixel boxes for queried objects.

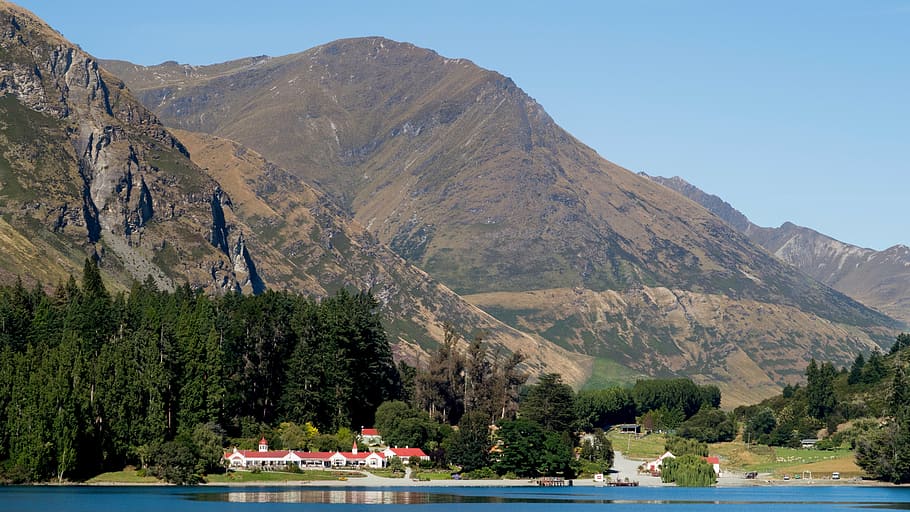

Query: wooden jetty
[537,477,570,487]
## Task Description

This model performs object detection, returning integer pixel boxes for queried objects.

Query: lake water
[2,485,910,511]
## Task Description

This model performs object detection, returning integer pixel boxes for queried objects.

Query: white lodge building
[225,438,391,469]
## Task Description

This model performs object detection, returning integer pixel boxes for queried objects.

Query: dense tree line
[733,333,910,475]
[0,261,747,483]
[856,345,910,483]
[0,262,401,482]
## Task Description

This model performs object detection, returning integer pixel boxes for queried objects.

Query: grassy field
[410,469,457,481]
[364,469,405,479]
[85,469,162,484]
[607,432,864,478]
[608,431,669,460]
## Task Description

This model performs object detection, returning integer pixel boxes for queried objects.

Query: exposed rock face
[0,3,253,293]
[209,187,231,255]
[231,232,266,294]
[646,174,910,326]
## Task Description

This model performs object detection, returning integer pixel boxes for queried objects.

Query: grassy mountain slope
[172,128,591,383]
[645,174,910,326]
[102,37,901,403]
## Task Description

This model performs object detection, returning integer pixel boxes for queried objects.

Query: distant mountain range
[1,2,902,405]
[644,174,910,326]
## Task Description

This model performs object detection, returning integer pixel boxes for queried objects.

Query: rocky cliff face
[646,174,910,326]
[0,2,259,293]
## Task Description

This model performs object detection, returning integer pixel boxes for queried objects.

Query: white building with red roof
[704,456,721,476]
[224,438,387,470]
[360,427,383,446]
[382,446,429,464]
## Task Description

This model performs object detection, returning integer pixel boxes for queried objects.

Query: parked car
[745,471,758,479]
[831,472,840,480]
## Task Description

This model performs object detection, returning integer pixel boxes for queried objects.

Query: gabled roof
[226,449,296,459]
[705,456,720,465]
[362,428,380,436]
[386,447,427,458]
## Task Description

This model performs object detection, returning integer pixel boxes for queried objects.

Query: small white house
[646,451,676,474]
[361,428,383,446]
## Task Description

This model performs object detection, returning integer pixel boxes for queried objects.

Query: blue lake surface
[2,485,910,511]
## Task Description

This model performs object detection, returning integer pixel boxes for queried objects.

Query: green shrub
[464,466,498,480]
[660,454,716,487]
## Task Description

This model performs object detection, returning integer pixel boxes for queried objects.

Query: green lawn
[365,469,405,478]
[747,448,856,474]
[607,431,668,460]
[410,469,457,481]
[85,470,162,484]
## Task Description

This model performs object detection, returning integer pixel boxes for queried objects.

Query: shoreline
[40,451,894,489]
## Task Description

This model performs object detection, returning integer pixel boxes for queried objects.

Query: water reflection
[193,488,910,508]
[222,490,435,504]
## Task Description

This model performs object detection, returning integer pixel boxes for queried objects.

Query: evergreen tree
[847,353,866,385]
[493,418,545,477]
[521,373,576,434]
[806,359,837,421]
[890,333,910,355]
[447,410,492,472]
[862,350,887,385]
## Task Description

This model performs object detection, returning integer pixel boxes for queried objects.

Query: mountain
[102,37,901,403]
[644,174,910,326]
[171,128,589,382]
[0,2,587,384]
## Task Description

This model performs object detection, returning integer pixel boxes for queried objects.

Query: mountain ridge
[644,173,910,326]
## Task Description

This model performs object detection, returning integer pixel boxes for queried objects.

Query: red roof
[227,449,293,459]
[362,428,380,436]
[298,451,334,460]
[388,447,427,458]
[705,456,720,464]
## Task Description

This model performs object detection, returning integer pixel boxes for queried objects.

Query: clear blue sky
[15,0,909,250]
